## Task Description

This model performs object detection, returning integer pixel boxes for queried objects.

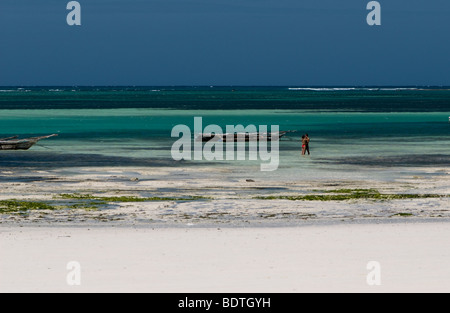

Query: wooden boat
[0,134,58,150]
[0,136,19,141]
[196,131,295,143]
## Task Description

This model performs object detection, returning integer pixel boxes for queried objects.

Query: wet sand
[0,166,449,227]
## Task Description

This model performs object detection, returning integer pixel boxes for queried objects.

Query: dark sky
[1,0,449,86]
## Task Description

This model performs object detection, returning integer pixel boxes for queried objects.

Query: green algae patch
[319,189,380,194]
[390,213,414,217]
[256,189,446,201]
[0,200,57,214]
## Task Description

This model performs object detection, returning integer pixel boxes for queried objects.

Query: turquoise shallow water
[0,87,449,181]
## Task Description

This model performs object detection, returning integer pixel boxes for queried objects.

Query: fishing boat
[196,131,295,143]
[0,134,58,150]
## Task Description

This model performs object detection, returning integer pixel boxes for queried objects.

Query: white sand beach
[1,165,450,293]
[1,222,450,293]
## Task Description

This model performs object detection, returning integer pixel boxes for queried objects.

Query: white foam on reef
[288,87,357,91]
[288,87,420,91]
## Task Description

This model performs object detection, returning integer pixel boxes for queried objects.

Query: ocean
[1,86,449,182]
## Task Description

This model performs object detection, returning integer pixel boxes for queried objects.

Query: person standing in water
[301,134,311,156]
[305,133,310,155]
[301,135,307,155]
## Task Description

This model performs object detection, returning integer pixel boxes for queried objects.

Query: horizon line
[1,85,450,88]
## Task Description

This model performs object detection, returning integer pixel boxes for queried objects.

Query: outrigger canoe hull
[196,131,295,143]
[0,134,58,150]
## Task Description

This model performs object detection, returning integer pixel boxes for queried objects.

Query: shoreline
[3,215,450,230]
[4,216,449,230]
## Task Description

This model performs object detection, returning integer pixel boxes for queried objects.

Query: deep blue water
[1,86,450,111]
